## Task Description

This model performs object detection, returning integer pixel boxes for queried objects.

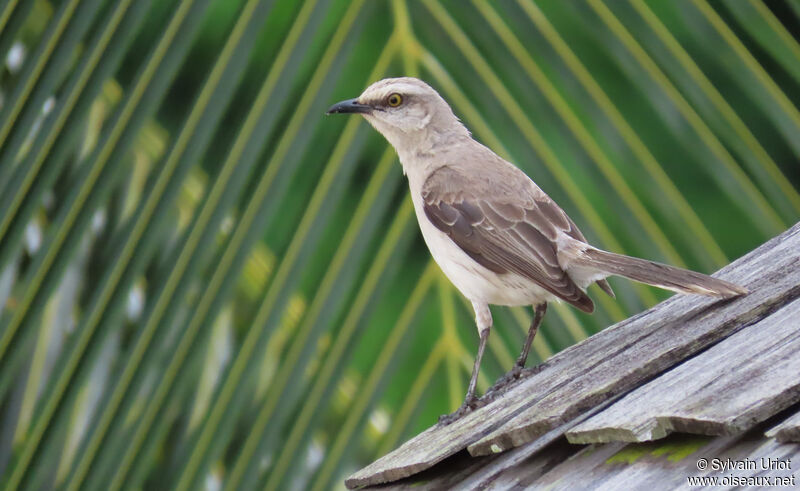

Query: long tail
[578,248,747,298]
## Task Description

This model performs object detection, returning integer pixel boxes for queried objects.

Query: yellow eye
[387,93,403,107]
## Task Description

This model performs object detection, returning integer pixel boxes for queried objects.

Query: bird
[326,77,747,422]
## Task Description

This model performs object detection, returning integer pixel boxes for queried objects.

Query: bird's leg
[438,328,489,425]
[465,327,489,407]
[515,303,547,370]
[439,302,492,425]
[495,303,547,388]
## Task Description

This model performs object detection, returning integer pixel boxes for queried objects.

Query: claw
[494,364,524,388]
[438,396,482,425]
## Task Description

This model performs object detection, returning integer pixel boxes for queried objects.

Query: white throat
[363,115,469,178]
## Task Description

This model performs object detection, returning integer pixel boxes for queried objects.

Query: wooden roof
[346,222,800,489]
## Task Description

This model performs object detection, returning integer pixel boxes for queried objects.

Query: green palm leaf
[0,0,797,489]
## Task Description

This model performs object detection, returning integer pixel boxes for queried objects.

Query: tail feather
[580,248,747,299]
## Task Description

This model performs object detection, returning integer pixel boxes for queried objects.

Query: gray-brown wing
[421,166,595,313]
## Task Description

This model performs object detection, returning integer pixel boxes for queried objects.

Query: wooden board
[767,411,800,443]
[370,422,800,488]
[526,431,799,490]
[345,223,800,489]
[566,298,800,444]
[380,399,620,490]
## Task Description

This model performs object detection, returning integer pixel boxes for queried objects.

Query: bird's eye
[387,93,403,107]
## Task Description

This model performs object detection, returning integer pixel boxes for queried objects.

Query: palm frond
[0,0,797,489]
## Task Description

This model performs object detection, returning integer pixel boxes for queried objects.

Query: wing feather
[422,166,597,312]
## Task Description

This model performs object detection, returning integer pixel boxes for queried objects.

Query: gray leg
[515,303,547,369]
[465,300,492,405]
[439,301,492,425]
[464,327,489,405]
[492,303,547,390]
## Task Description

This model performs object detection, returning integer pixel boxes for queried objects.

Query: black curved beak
[326,98,372,115]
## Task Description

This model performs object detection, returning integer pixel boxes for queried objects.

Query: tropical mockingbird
[327,77,746,422]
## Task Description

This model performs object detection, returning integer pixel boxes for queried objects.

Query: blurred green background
[0,0,798,489]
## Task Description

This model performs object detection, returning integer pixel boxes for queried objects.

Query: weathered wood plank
[382,438,582,490]
[467,224,800,456]
[345,223,800,489]
[566,297,800,444]
[372,391,634,489]
[375,430,576,490]
[526,431,799,491]
[766,411,800,443]
[379,425,800,489]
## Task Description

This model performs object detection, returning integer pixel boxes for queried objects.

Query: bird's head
[326,77,468,154]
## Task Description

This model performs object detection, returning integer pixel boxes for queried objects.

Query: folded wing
[421,165,598,313]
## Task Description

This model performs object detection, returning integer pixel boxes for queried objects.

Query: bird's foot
[438,396,485,425]
[487,362,546,398]
[493,364,524,389]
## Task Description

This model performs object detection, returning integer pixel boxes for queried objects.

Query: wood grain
[767,411,800,443]
[527,432,799,490]
[566,298,800,443]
